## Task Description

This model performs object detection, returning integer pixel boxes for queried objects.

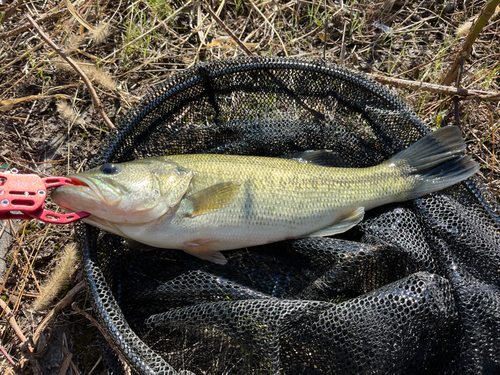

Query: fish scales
[167,154,411,217]
[51,126,479,264]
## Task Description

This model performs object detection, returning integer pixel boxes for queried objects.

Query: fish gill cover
[77,57,500,374]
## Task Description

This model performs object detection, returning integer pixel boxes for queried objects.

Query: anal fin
[308,207,365,237]
[182,239,227,265]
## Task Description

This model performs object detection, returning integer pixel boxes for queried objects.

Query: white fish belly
[117,205,351,251]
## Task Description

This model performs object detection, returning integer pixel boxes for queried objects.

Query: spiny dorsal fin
[184,182,240,217]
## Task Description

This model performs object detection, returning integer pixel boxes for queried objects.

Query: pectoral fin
[183,182,240,217]
[308,207,365,237]
[182,239,227,265]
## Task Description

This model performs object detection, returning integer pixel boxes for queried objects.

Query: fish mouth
[67,175,121,205]
[67,175,100,199]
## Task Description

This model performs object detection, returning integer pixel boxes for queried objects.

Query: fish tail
[391,125,479,199]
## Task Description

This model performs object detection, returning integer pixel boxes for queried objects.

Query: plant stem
[26,14,115,129]
[442,0,500,86]
[368,73,500,101]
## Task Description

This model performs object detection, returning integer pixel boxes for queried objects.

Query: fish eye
[100,163,120,175]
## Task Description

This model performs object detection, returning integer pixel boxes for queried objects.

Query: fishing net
[77,57,500,374]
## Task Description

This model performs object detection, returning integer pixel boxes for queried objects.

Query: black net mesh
[77,57,500,374]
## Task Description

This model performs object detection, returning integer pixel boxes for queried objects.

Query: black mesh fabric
[77,57,500,374]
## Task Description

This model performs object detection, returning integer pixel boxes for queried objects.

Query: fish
[52,126,479,265]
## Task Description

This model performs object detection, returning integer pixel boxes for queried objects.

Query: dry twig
[0,299,27,343]
[204,3,255,56]
[0,299,42,375]
[25,14,115,129]
[57,352,73,375]
[442,0,500,85]
[1,94,73,112]
[32,280,86,346]
[0,343,16,366]
[58,344,82,375]
[0,9,67,40]
[72,302,131,374]
[481,104,496,183]
[1,0,24,25]
[247,0,289,56]
[368,73,500,101]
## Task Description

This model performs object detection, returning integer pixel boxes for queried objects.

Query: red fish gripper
[0,171,90,224]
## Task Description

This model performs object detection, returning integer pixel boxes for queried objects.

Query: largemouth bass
[52,126,479,265]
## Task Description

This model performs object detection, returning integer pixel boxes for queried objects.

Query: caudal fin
[391,126,479,199]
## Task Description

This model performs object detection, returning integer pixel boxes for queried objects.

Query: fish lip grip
[0,170,90,224]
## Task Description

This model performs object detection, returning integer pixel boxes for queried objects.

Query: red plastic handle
[0,172,90,224]
[0,173,46,213]
[28,207,90,224]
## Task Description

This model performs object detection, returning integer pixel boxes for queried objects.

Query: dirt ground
[1,0,499,373]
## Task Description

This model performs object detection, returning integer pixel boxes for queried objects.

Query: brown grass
[31,243,77,311]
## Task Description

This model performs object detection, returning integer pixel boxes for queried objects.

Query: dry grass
[54,57,117,92]
[1,0,500,373]
[31,242,77,311]
[56,100,86,127]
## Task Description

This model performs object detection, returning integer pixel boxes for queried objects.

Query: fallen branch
[57,352,73,375]
[0,343,16,367]
[0,299,42,375]
[32,280,86,346]
[442,0,500,86]
[72,302,131,374]
[26,15,115,129]
[0,299,27,344]
[367,73,500,101]
[60,343,82,375]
